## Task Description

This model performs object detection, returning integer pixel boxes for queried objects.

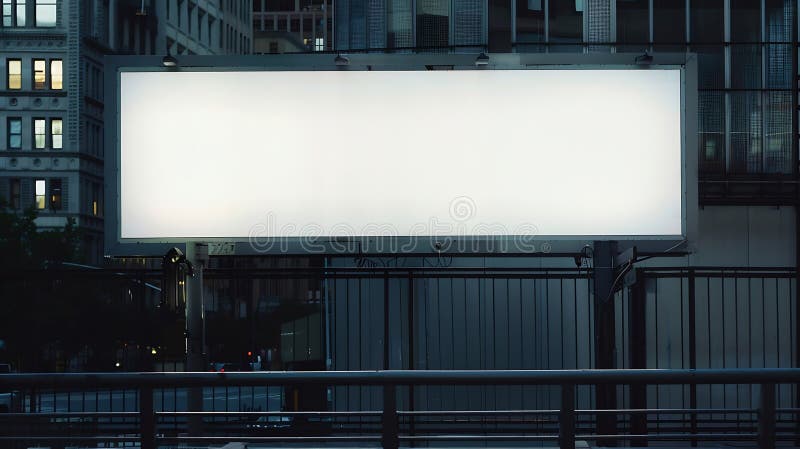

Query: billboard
[106,54,695,255]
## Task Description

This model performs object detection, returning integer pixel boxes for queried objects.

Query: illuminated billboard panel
[118,69,683,241]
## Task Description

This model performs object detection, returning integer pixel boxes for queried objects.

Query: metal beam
[593,240,618,446]
[2,368,800,388]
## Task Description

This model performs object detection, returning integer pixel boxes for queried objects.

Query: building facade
[0,0,251,262]
[163,0,253,55]
[334,0,797,192]
[252,0,333,53]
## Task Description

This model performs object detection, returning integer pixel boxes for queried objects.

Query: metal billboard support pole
[185,242,208,437]
[593,240,618,446]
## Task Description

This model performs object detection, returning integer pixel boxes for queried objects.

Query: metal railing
[1,368,799,449]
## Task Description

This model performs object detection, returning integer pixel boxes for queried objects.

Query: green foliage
[0,201,108,371]
[0,199,82,269]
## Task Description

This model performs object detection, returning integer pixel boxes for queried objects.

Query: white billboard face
[119,69,683,240]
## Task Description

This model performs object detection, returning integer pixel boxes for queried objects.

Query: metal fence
[1,369,799,448]
[1,262,797,447]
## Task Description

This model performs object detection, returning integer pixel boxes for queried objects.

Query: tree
[0,201,84,370]
[0,200,81,270]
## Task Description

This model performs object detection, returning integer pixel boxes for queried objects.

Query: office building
[252,0,332,53]
[0,0,251,262]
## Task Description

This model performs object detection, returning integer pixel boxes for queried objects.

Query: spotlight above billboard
[105,54,697,255]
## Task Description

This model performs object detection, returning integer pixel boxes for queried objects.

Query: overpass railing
[0,368,799,449]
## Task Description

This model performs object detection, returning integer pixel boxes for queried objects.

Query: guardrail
[1,368,799,449]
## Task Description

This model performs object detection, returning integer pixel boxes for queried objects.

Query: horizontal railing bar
[155,410,382,416]
[0,436,141,441]
[400,433,770,441]
[0,412,139,417]
[641,272,797,279]
[580,408,757,414]
[2,265,794,278]
[399,410,559,415]
[158,435,379,442]
[2,369,799,388]
[399,408,759,416]
[400,435,559,440]
[581,433,759,440]
[589,433,762,439]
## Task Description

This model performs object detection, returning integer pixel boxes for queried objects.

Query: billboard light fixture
[162,54,178,68]
[335,54,350,66]
[635,52,653,65]
[475,52,490,66]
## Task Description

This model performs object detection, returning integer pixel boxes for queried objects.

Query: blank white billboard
[119,69,683,239]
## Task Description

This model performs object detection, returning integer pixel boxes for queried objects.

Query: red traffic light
[247,351,252,357]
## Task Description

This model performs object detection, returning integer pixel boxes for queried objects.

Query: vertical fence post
[688,269,697,447]
[383,383,399,449]
[139,386,155,449]
[407,272,416,445]
[559,383,576,449]
[384,270,390,370]
[629,269,647,447]
[758,383,776,449]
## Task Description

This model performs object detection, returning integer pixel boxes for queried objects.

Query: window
[515,0,544,46]
[35,179,45,209]
[653,0,685,50]
[33,59,46,89]
[269,41,278,53]
[49,178,61,210]
[35,0,56,27]
[416,0,449,49]
[7,59,21,89]
[91,182,100,216]
[33,118,45,149]
[7,117,21,149]
[2,0,26,27]
[616,0,648,52]
[690,0,723,43]
[9,178,20,209]
[51,118,62,149]
[549,0,582,44]
[314,37,324,51]
[50,59,62,89]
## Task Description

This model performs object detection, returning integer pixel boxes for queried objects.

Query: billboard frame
[104,53,698,257]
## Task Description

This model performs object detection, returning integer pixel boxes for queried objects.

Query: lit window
[33,59,46,89]
[9,178,20,209]
[50,59,61,89]
[2,0,26,27]
[49,178,61,210]
[315,38,324,51]
[35,0,56,27]
[7,59,21,89]
[34,118,45,149]
[91,183,100,216]
[7,117,21,149]
[35,179,45,209]
[51,118,62,149]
